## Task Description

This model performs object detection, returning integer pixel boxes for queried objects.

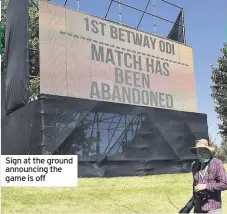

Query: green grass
[1,165,227,213]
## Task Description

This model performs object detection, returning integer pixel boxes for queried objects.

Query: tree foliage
[1,0,40,101]
[1,0,7,72]
[209,137,227,163]
[211,44,227,162]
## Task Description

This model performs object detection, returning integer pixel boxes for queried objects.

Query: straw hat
[190,139,215,154]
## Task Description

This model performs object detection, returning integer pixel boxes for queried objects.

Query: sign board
[39,1,197,112]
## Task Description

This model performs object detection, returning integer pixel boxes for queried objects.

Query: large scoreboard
[39,0,197,112]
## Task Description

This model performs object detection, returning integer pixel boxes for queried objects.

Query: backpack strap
[191,160,200,173]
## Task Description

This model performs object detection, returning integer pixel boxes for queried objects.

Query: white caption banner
[1,155,78,187]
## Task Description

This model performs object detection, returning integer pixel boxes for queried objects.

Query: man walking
[190,139,227,214]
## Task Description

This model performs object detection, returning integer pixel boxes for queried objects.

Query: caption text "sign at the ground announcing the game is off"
[1,155,78,187]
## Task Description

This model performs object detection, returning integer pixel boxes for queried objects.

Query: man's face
[196,148,211,163]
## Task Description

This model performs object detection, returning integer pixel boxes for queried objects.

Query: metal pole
[96,113,100,156]
[105,0,113,19]
[161,0,182,9]
[152,0,157,35]
[77,0,80,11]
[30,0,38,10]
[118,0,122,24]
[39,98,46,155]
[137,0,151,28]
[64,0,68,6]
[181,8,186,44]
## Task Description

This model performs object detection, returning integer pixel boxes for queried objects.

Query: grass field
[1,165,227,213]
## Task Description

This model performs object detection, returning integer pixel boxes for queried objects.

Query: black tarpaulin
[1,99,40,155]
[2,94,209,177]
[167,10,184,44]
[3,0,29,115]
[1,73,6,118]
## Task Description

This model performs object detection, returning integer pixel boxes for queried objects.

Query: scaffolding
[55,110,146,160]
[31,0,185,43]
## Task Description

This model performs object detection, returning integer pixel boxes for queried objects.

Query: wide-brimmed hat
[190,139,215,154]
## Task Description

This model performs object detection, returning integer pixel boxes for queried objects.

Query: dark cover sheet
[2,94,208,177]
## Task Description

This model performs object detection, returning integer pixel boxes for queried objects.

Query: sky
[52,0,227,144]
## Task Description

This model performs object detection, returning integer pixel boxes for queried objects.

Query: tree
[209,136,227,163]
[1,1,7,72]
[211,44,227,162]
[1,0,40,101]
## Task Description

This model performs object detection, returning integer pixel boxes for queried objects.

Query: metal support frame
[62,110,144,159]
[64,0,68,6]
[29,0,186,71]
[30,0,186,74]
[161,0,182,9]
[105,0,113,19]
[105,114,140,157]
[106,0,184,28]
[104,115,123,154]
[53,108,147,159]
[87,112,97,154]
[115,115,142,155]
[137,0,151,28]
[104,0,185,41]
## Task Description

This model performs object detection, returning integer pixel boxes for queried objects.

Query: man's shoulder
[210,157,222,164]
[191,158,224,171]
[210,157,224,167]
